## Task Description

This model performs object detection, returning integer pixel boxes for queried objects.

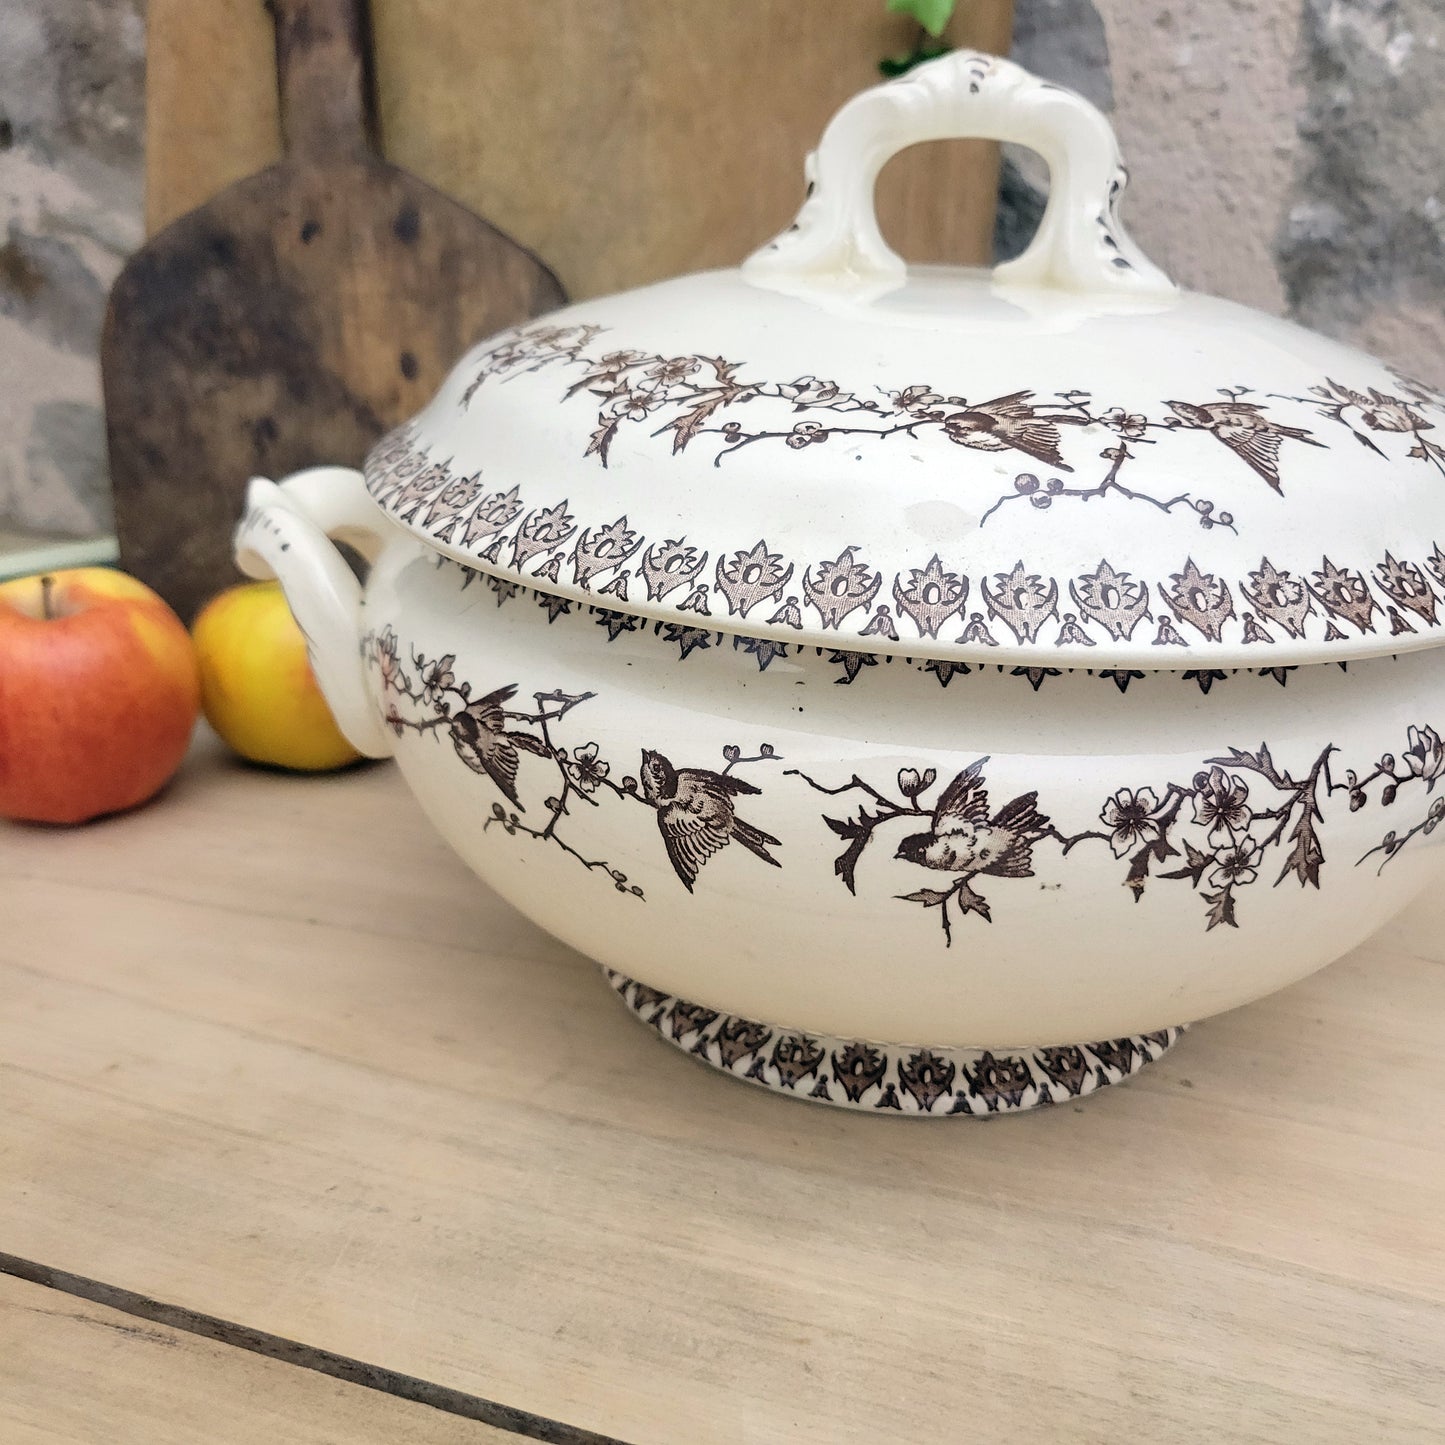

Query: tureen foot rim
[605,969,1184,1117]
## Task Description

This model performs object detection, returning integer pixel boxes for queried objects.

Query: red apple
[0,567,201,823]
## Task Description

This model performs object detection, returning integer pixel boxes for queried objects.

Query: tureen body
[363,528,1445,1048]
[235,50,1445,1114]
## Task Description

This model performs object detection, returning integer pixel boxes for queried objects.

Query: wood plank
[113,0,568,624]
[2,735,1443,1442]
[0,1273,513,1444]
[144,0,282,235]
[145,0,1015,297]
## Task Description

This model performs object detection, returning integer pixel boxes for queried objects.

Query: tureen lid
[364,50,1445,669]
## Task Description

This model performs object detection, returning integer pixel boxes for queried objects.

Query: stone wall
[0,0,1441,537]
[0,0,145,537]
[1098,0,1445,380]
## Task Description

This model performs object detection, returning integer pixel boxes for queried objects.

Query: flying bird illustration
[447,684,546,807]
[1166,399,1324,492]
[639,749,781,892]
[1311,378,1434,456]
[1350,388,1430,435]
[941,391,1078,471]
[895,757,1051,904]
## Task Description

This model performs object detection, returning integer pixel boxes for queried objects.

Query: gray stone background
[1,0,1441,539]
[0,0,144,538]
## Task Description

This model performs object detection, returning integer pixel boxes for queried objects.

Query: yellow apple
[192,581,361,772]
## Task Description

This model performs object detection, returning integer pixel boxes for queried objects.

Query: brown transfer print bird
[895,757,1050,919]
[1312,378,1435,456]
[1353,389,1433,436]
[1165,398,1324,493]
[447,684,546,807]
[941,391,1078,471]
[639,749,782,892]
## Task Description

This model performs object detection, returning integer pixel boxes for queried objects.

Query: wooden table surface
[4,731,1444,1443]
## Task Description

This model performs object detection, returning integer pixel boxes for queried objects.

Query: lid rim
[364,276,1445,672]
[379,496,1445,673]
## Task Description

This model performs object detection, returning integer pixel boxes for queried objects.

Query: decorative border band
[607,970,1183,1115]
[465,558,1336,691]
[365,324,1445,659]
[369,561,1445,937]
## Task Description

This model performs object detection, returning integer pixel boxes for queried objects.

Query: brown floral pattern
[609,971,1183,1115]
[364,579,1438,937]
[792,734,1441,939]
[363,625,782,896]
[365,331,1445,654]
[452,325,1330,512]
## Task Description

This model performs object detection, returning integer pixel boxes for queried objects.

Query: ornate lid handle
[743,50,1176,299]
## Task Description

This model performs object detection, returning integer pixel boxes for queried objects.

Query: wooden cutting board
[104,0,565,621]
[144,0,1016,302]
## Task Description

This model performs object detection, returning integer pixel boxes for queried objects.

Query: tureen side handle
[233,466,396,759]
[742,48,1176,300]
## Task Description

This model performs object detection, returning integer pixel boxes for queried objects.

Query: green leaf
[878,42,951,78]
[887,0,956,38]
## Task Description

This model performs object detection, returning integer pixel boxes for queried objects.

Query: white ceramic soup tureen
[237,52,1445,1116]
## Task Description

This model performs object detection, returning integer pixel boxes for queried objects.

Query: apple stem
[40,574,56,621]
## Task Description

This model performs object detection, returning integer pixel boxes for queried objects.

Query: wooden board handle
[268,0,374,160]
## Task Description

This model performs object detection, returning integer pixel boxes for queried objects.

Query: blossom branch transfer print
[363,626,782,895]
[364,593,1440,934]
[791,729,1444,940]
[363,327,1445,655]
[1278,374,1445,481]
[458,323,1338,522]
[1350,723,1445,872]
